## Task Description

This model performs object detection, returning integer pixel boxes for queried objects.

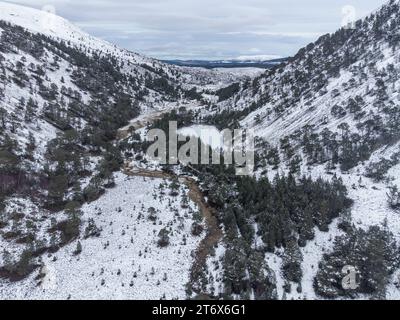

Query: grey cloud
[4,0,387,59]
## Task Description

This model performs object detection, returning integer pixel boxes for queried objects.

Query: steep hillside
[0,1,209,287]
[219,0,400,152]
[190,0,400,300]
[0,1,219,92]
[0,1,265,299]
[0,172,204,300]
[2,0,400,301]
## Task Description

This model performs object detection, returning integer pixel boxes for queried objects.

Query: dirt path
[184,177,223,290]
[117,111,166,139]
[122,164,223,295]
[117,108,223,295]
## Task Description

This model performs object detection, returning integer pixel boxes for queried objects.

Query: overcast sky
[5,0,387,60]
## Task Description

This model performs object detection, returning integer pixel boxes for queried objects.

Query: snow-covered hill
[0,2,181,87]
[2,0,400,301]
[0,0,262,301]
[197,0,400,300]
[0,173,203,300]
[0,2,116,52]
[0,0,204,296]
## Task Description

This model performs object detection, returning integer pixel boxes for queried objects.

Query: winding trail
[118,112,223,295]
[122,164,223,294]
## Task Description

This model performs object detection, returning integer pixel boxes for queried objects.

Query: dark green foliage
[289,155,302,174]
[247,251,277,300]
[184,87,203,100]
[223,238,251,297]
[366,151,400,182]
[315,225,399,299]
[216,83,240,102]
[150,110,195,133]
[282,238,303,283]
[0,248,36,281]
[202,106,257,131]
[83,178,105,203]
[53,214,81,245]
[234,174,351,251]
[169,178,180,197]
[223,238,276,300]
[188,161,351,299]
[84,218,102,239]
[158,228,170,247]
[266,147,281,169]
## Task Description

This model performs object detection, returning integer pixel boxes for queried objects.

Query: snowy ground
[287,219,343,300]
[178,66,264,91]
[211,67,265,78]
[253,142,400,300]
[0,173,204,300]
[203,241,225,298]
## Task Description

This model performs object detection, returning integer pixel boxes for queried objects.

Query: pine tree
[0,107,7,131]
[282,238,303,283]
[74,241,82,255]
[387,185,400,209]
[26,133,36,159]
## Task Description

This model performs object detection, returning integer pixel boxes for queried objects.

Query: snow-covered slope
[0,1,200,292]
[200,0,400,300]
[0,3,102,46]
[214,0,400,143]
[2,0,400,301]
[11,2,264,84]
[0,1,255,301]
[0,0,212,166]
[0,173,204,300]
[0,2,168,72]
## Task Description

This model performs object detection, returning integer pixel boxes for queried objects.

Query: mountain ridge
[163,57,287,69]
[1,0,400,301]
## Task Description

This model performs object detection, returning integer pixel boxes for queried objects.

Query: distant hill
[163,58,287,69]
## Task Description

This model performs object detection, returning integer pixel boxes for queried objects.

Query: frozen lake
[178,125,223,150]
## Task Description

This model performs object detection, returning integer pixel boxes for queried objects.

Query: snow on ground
[301,150,400,243]
[0,1,150,65]
[203,241,225,298]
[178,66,264,91]
[211,67,265,78]
[288,220,343,300]
[178,125,223,150]
[0,172,204,300]
[250,141,400,299]
[0,197,57,265]
[264,251,284,299]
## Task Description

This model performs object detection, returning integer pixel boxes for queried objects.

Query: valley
[123,164,223,297]
[1,0,400,301]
